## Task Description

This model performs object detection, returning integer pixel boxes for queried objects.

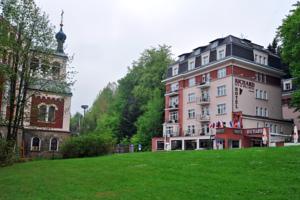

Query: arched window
[48,106,56,122]
[31,137,40,151]
[50,138,58,151]
[52,62,61,78]
[38,105,47,121]
[41,60,50,75]
[30,58,39,73]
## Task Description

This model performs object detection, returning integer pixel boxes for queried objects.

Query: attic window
[179,56,185,62]
[194,49,201,55]
[211,41,218,49]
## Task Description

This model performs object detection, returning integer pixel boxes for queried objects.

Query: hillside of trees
[71,45,173,150]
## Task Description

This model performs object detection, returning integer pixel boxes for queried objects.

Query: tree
[0,0,71,151]
[278,1,300,110]
[70,112,82,134]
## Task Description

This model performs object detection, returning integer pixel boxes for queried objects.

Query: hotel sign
[235,79,255,90]
[245,128,263,136]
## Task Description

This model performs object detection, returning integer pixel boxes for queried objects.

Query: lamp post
[80,105,88,133]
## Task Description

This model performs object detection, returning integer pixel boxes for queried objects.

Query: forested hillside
[71,45,173,149]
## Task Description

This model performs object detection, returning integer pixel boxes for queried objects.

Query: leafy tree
[134,89,165,149]
[70,112,82,134]
[0,0,56,146]
[279,1,300,110]
[80,82,116,134]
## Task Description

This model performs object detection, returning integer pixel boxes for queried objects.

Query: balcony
[197,81,210,88]
[197,97,210,105]
[165,104,179,111]
[165,90,179,96]
[197,114,210,122]
[163,123,179,137]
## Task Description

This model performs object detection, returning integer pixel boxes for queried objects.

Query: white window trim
[49,137,59,151]
[217,103,226,115]
[217,85,226,97]
[253,50,268,65]
[201,51,210,65]
[189,77,196,87]
[172,65,179,76]
[188,58,196,71]
[30,137,41,151]
[217,68,227,79]
[37,103,58,123]
[216,45,226,60]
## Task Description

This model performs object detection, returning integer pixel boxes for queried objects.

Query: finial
[60,10,64,28]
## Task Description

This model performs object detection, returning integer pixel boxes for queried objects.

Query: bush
[60,134,115,158]
[0,139,15,167]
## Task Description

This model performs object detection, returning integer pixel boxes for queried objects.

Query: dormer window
[211,41,218,49]
[253,50,268,65]
[283,80,292,91]
[188,58,195,70]
[179,56,185,62]
[201,52,210,65]
[217,45,226,60]
[194,49,201,55]
[172,65,179,76]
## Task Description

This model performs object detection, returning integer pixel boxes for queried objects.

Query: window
[170,96,178,107]
[256,89,259,98]
[285,82,291,90]
[188,59,195,70]
[48,106,56,122]
[202,106,209,116]
[217,68,226,78]
[194,49,201,55]
[217,45,226,60]
[259,90,263,99]
[211,41,218,48]
[166,126,173,134]
[179,56,185,62]
[170,82,179,92]
[263,91,267,100]
[38,104,57,123]
[172,65,178,76]
[264,108,268,117]
[256,107,259,116]
[217,104,226,115]
[202,123,210,134]
[50,138,58,151]
[38,105,47,122]
[217,85,226,96]
[188,109,196,119]
[201,52,210,65]
[187,125,195,134]
[188,93,196,103]
[260,107,263,116]
[189,77,196,87]
[169,112,178,122]
[31,137,40,151]
[52,62,61,78]
[253,50,268,65]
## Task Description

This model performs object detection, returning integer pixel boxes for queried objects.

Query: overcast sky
[36,0,295,115]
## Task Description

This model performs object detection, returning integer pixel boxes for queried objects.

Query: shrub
[60,134,115,158]
[0,139,15,167]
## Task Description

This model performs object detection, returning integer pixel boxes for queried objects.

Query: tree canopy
[279,1,300,110]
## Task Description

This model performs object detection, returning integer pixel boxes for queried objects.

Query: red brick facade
[30,95,64,128]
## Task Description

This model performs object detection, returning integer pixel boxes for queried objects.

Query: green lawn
[1,146,300,200]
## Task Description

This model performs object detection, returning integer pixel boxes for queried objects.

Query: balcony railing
[197,81,210,88]
[165,104,179,111]
[197,114,210,122]
[197,97,210,105]
[165,89,179,96]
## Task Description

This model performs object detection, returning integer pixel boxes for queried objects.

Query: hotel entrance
[250,138,263,147]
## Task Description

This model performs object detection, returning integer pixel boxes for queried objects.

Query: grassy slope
[1,147,300,200]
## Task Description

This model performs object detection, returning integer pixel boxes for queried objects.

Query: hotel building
[152,35,293,151]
